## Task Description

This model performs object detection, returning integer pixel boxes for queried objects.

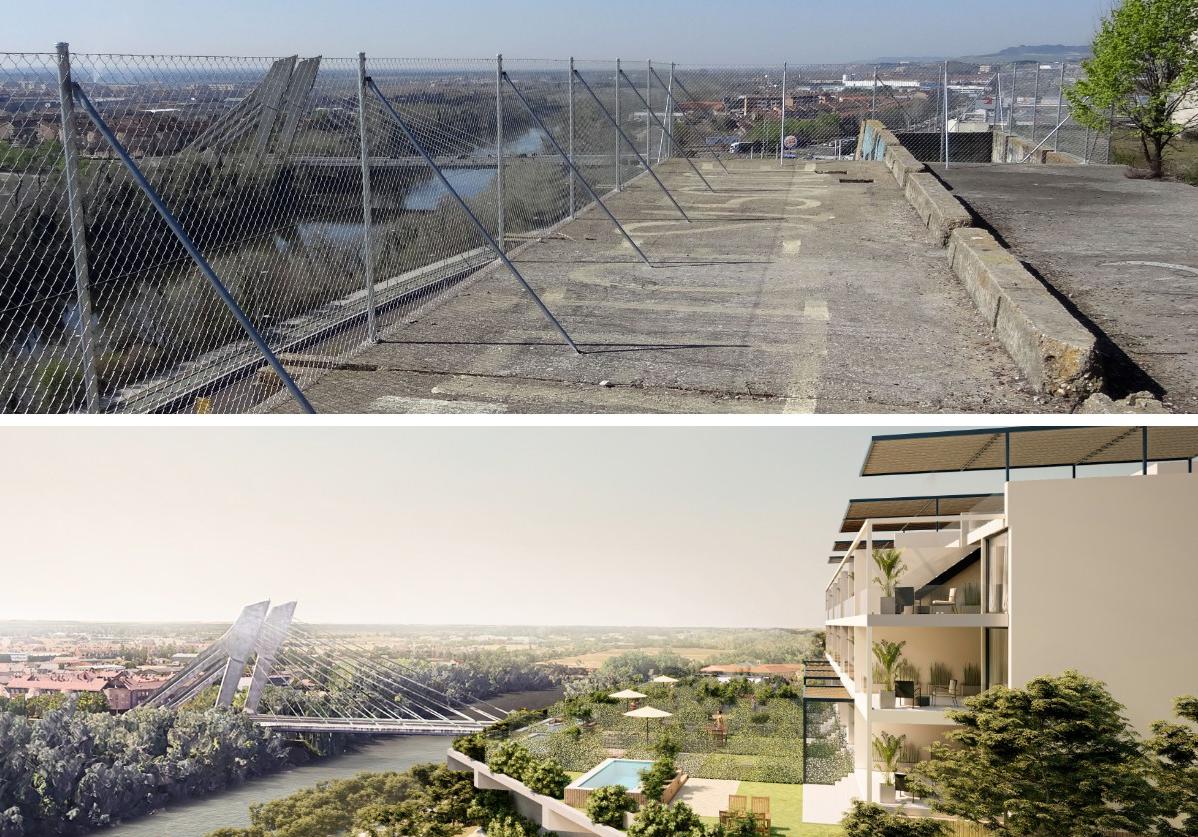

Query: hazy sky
[0,426,1042,629]
[9,0,1109,63]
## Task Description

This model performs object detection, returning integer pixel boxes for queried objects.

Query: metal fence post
[568,57,575,219]
[54,42,100,413]
[779,61,787,166]
[1107,102,1116,164]
[1055,62,1066,152]
[495,53,505,250]
[943,61,950,167]
[615,58,622,191]
[1031,62,1041,144]
[870,66,878,123]
[995,70,1003,129]
[356,52,378,344]
[662,62,675,162]
[646,59,652,162]
[1009,62,1018,134]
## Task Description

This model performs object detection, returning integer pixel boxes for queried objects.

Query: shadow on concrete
[929,168,1165,401]
[377,339,750,355]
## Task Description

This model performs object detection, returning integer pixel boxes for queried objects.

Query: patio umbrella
[609,689,648,700]
[624,705,673,743]
[650,675,679,685]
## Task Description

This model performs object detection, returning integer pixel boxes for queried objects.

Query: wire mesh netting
[1000,60,1110,164]
[0,49,1115,414]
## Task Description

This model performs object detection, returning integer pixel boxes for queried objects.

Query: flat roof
[861,426,1198,477]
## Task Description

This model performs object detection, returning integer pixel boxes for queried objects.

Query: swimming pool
[572,758,654,790]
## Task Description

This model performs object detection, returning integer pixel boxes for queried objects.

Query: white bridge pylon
[144,601,501,735]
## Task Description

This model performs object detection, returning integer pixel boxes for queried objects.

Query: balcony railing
[825,513,1006,620]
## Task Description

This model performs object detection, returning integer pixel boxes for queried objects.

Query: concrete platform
[275,158,1048,414]
[932,163,1198,412]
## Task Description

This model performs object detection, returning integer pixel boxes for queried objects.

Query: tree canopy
[1068,0,1198,176]
[1147,694,1198,836]
[910,670,1164,836]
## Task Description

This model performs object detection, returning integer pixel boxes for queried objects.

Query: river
[106,687,563,837]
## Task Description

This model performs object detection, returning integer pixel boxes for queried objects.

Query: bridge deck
[274,158,1049,414]
[247,715,488,735]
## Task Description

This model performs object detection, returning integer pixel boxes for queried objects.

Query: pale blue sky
[0,426,1098,628]
[10,0,1109,63]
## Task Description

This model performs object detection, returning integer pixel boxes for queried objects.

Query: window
[986,628,1009,688]
[986,532,1009,613]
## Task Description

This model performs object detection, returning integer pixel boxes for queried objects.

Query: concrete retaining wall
[857,121,925,187]
[903,172,973,245]
[857,119,1101,396]
[447,749,625,837]
[947,228,1099,395]
[992,132,1083,165]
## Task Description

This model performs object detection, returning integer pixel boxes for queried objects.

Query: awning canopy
[861,426,1198,477]
[829,493,1001,561]
[839,493,1003,533]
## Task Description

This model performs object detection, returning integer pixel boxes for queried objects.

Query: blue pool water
[575,759,654,790]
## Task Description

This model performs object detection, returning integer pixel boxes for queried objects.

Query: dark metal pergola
[861,426,1198,481]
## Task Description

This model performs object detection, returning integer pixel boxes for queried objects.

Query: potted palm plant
[872,639,906,709]
[873,731,905,804]
[872,548,907,614]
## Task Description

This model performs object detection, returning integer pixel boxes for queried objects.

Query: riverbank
[106,687,563,837]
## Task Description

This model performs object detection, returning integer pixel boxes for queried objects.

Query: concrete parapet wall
[903,172,973,245]
[857,120,925,187]
[947,228,1099,396]
[447,749,625,837]
[857,119,1102,396]
[993,132,1083,165]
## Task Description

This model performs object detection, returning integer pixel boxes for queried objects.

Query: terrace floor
[274,157,1048,414]
[932,162,1198,412]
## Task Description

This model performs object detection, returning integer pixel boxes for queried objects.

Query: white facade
[823,465,1198,813]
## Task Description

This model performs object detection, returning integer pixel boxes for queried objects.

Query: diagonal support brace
[618,68,714,192]
[573,70,690,221]
[70,83,316,414]
[501,72,651,265]
[653,67,732,174]
[365,76,581,354]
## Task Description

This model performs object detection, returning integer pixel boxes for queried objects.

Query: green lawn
[699,782,843,837]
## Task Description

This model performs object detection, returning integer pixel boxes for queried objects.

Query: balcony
[825,511,1009,624]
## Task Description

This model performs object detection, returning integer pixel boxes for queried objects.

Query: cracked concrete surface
[274,158,1049,414]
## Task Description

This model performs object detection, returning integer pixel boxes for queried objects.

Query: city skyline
[8,0,1107,63]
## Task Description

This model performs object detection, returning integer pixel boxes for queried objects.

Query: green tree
[708,815,761,837]
[626,801,707,837]
[841,801,949,837]
[487,740,533,779]
[522,757,569,799]
[484,813,542,837]
[74,692,111,714]
[638,757,677,803]
[584,784,636,828]
[1068,0,1198,177]
[452,731,487,761]
[910,671,1164,836]
[1147,695,1198,836]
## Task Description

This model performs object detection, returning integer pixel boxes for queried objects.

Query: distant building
[2,670,172,711]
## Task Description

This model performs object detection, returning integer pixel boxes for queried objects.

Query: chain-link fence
[999,60,1111,164]
[0,48,1113,414]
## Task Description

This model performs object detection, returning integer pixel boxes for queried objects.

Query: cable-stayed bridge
[144,601,503,735]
